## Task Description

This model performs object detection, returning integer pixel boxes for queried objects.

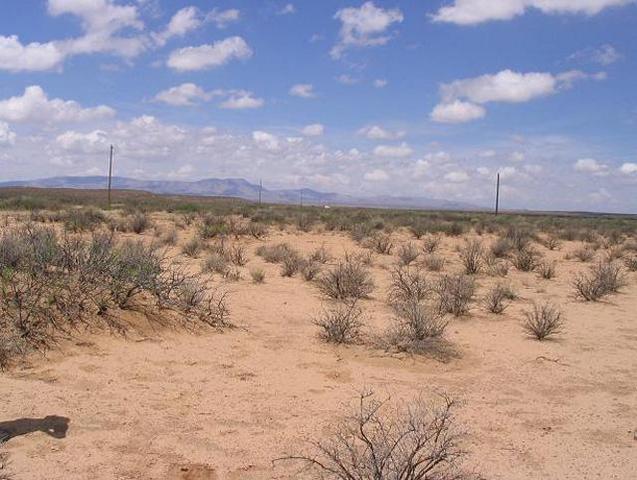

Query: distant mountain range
[0,176,481,211]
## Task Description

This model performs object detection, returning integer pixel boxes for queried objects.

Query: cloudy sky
[0,1,636,213]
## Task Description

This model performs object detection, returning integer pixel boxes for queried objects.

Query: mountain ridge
[0,176,481,211]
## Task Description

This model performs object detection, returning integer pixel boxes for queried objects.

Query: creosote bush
[483,284,512,314]
[436,274,475,317]
[537,260,556,280]
[573,261,627,301]
[383,300,451,356]
[571,246,595,263]
[512,247,541,272]
[422,254,445,272]
[387,265,430,306]
[313,301,364,344]
[397,242,419,266]
[284,390,473,480]
[422,234,441,254]
[459,239,483,275]
[624,255,637,272]
[182,237,203,258]
[522,302,563,341]
[366,232,393,255]
[316,255,374,300]
[0,225,230,368]
[256,242,297,264]
[249,268,265,284]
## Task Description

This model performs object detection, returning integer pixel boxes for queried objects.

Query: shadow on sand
[0,416,70,443]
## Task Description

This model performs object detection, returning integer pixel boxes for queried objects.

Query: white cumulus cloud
[358,125,405,140]
[431,0,635,25]
[373,142,413,158]
[0,35,65,73]
[574,158,608,174]
[0,85,115,124]
[0,122,17,146]
[619,163,637,175]
[167,36,253,71]
[289,84,316,98]
[331,1,403,59]
[301,124,325,136]
[219,91,264,110]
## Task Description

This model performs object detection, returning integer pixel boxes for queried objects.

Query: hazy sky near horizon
[0,1,636,212]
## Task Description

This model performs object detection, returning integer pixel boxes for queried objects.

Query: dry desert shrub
[0,450,10,480]
[512,247,541,272]
[459,239,483,275]
[130,212,151,234]
[284,390,473,480]
[490,237,513,258]
[316,256,374,300]
[387,266,431,306]
[483,284,513,314]
[158,227,178,246]
[537,260,557,280]
[249,267,266,284]
[571,245,596,263]
[197,214,229,239]
[313,301,364,344]
[436,274,475,317]
[62,208,106,232]
[381,300,452,357]
[540,235,561,251]
[573,261,627,301]
[300,259,322,281]
[228,243,248,266]
[422,234,442,254]
[397,242,419,266]
[281,251,303,277]
[522,302,564,341]
[422,254,445,272]
[624,255,637,272]
[256,242,297,263]
[505,226,534,251]
[484,253,509,277]
[367,232,394,255]
[309,245,331,264]
[182,237,203,258]
[0,225,230,368]
[203,252,230,276]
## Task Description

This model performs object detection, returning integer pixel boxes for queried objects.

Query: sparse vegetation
[537,260,556,280]
[314,301,364,344]
[316,256,374,300]
[522,302,564,340]
[367,232,393,255]
[512,247,541,272]
[436,274,475,317]
[285,390,472,480]
[459,239,483,274]
[483,284,512,314]
[387,266,431,305]
[249,267,266,284]
[397,242,419,266]
[573,261,627,301]
[421,254,445,272]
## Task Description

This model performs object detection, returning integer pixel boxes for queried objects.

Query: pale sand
[1,224,636,479]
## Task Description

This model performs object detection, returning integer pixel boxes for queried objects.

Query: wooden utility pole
[107,145,114,209]
[258,179,262,205]
[494,172,500,216]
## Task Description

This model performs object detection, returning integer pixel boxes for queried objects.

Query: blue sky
[0,1,636,212]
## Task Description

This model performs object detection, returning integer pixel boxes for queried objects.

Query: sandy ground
[1,220,636,479]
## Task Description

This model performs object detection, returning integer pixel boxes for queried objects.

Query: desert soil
[1,218,636,479]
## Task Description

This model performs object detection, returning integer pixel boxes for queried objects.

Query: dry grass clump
[540,235,561,251]
[382,300,452,357]
[537,260,557,280]
[0,225,229,368]
[300,259,322,281]
[522,302,564,340]
[284,390,472,480]
[62,208,106,232]
[158,227,178,246]
[421,254,445,272]
[436,274,475,317]
[309,245,331,264]
[256,242,297,263]
[316,256,374,300]
[571,245,596,263]
[397,242,419,266]
[512,247,541,272]
[228,243,248,266]
[387,266,431,306]
[281,251,304,277]
[249,267,266,284]
[366,232,393,255]
[624,255,637,272]
[484,253,509,277]
[573,261,627,301]
[490,237,513,258]
[130,212,151,234]
[505,226,534,251]
[202,252,230,276]
[483,284,513,314]
[314,301,364,344]
[422,234,442,253]
[459,239,483,274]
[182,237,203,258]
